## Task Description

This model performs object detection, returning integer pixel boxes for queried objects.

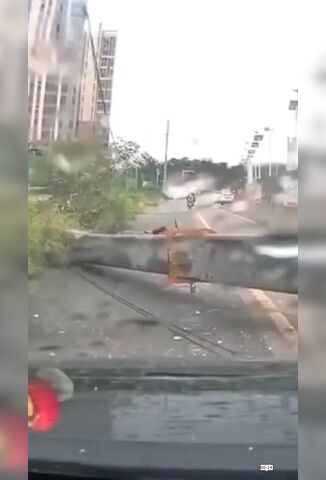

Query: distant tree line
[28,138,247,191]
[163,157,246,190]
[134,154,246,191]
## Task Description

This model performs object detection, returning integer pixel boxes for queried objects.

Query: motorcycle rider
[186,192,196,209]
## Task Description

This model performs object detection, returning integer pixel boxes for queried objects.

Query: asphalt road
[29,198,298,367]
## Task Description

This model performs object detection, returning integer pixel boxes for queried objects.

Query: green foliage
[28,200,78,276]
[28,138,162,273]
[77,183,159,233]
[112,138,141,169]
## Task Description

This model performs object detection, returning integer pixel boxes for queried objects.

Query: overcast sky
[88,0,322,164]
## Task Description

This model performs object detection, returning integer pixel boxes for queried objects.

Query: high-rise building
[78,24,117,141]
[28,0,87,144]
[0,1,26,125]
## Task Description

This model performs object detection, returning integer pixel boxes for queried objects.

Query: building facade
[28,0,87,144]
[78,24,117,142]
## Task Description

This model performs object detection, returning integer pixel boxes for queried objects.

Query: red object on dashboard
[28,380,61,431]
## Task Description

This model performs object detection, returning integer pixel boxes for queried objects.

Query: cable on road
[75,267,242,358]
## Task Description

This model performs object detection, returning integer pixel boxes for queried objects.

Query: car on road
[214,189,235,205]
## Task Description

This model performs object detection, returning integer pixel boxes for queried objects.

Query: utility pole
[268,129,272,176]
[135,165,139,189]
[163,119,170,191]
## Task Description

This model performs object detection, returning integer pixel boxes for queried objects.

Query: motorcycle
[186,192,196,210]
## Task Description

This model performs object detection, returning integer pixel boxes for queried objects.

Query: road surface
[29,197,298,368]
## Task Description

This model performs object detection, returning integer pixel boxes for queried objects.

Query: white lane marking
[223,208,257,225]
[249,288,297,341]
[195,210,297,347]
[196,211,212,229]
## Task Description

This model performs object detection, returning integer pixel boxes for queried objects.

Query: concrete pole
[163,119,170,191]
[247,159,253,184]
[268,129,272,176]
[135,165,139,189]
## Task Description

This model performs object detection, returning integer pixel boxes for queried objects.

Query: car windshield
[28,0,298,372]
[26,0,300,467]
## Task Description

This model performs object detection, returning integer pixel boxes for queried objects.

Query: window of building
[43,105,56,115]
[102,79,112,90]
[109,38,116,56]
[46,80,58,93]
[44,93,58,104]
[42,117,54,128]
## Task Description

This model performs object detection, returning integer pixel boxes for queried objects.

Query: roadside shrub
[75,185,160,233]
[28,200,78,276]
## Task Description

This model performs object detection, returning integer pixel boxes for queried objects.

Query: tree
[112,138,141,169]
[139,152,159,184]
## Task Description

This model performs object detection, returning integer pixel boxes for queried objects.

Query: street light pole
[247,157,254,184]
[163,119,170,192]
[268,129,272,176]
[265,127,274,176]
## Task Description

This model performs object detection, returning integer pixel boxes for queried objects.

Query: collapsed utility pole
[68,230,298,294]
